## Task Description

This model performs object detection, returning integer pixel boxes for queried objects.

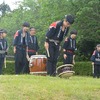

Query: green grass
[0,75,100,100]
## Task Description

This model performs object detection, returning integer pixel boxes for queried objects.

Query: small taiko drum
[57,64,75,78]
[29,55,47,75]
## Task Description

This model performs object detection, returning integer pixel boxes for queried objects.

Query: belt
[0,50,6,54]
[95,58,100,62]
[17,45,27,49]
[22,45,26,48]
[49,39,60,45]
[27,50,36,52]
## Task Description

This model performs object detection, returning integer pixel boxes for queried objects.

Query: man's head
[30,27,36,36]
[22,22,30,32]
[63,14,74,27]
[2,29,7,38]
[70,30,77,39]
[96,44,100,51]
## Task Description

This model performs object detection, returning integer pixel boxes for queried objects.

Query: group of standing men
[13,23,39,74]
[0,14,78,76]
[0,23,39,75]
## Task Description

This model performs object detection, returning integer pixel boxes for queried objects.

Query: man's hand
[64,54,67,59]
[44,42,49,50]
[92,62,94,65]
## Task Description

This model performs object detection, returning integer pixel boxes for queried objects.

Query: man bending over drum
[44,15,74,76]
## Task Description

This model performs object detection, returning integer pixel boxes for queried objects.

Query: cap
[2,29,7,33]
[30,27,36,30]
[70,30,77,35]
[96,44,100,47]
[0,29,3,34]
[22,22,30,27]
[65,14,74,24]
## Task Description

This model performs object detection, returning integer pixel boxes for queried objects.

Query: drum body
[57,64,75,78]
[29,55,47,75]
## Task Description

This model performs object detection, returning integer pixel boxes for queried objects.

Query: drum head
[58,71,75,79]
[30,55,47,59]
[29,55,47,72]
[29,55,47,64]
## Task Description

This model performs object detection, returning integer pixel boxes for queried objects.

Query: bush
[73,62,92,76]
[57,62,92,76]
[2,61,15,75]
[2,61,92,76]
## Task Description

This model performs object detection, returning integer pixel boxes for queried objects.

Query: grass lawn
[0,75,100,100]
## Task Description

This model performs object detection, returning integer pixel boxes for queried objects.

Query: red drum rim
[57,64,73,71]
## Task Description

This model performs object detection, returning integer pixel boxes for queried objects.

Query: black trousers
[0,57,4,75]
[64,52,73,64]
[23,60,30,74]
[14,48,27,74]
[93,64,100,78]
[46,42,60,76]
[24,53,36,74]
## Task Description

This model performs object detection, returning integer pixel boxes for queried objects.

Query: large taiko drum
[56,64,75,78]
[29,55,47,75]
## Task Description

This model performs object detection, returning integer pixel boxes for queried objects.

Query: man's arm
[46,22,57,42]
[90,50,96,62]
[13,31,19,53]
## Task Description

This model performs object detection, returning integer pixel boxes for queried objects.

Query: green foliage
[0,2,11,16]
[73,62,92,76]
[3,61,92,76]
[76,37,98,61]
[0,0,99,60]
[2,61,15,75]
[66,0,100,59]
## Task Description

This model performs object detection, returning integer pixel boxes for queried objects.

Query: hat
[96,44,100,47]
[22,22,30,27]
[2,29,7,33]
[65,15,74,24]
[0,29,3,34]
[70,30,77,35]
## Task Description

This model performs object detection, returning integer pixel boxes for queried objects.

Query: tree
[0,1,11,16]
[0,0,99,61]
[66,0,100,60]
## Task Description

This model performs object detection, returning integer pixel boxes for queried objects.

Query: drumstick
[26,52,30,61]
[4,57,7,68]
[92,64,94,74]
[47,49,50,57]
[73,55,75,65]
